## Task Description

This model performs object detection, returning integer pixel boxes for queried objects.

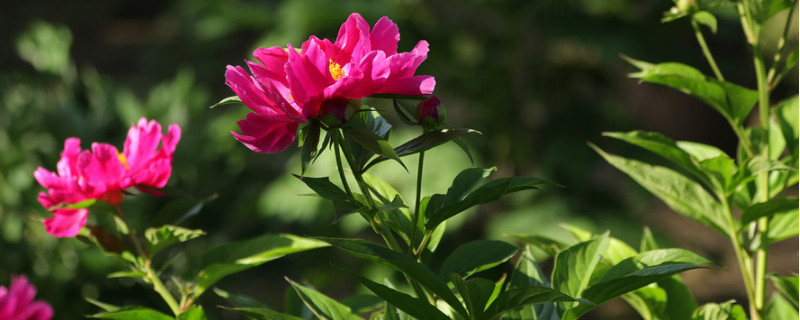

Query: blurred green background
[1,0,797,319]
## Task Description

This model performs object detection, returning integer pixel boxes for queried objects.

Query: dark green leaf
[505,248,555,320]
[425,176,550,230]
[344,269,449,320]
[300,120,321,174]
[392,97,418,126]
[691,300,747,320]
[598,249,711,282]
[438,240,519,279]
[220,306,305,320]
[339,294,384,315]
[449,275,496,319]
[314,237,468,317]
[286,278,362,320]
[144,224,204,258]
[364,129,479,170]
[623,276,698,320]
[86,308,174,320]
[209,95,242,108]
[483,286,575,320]
[768,275,799,309]
[551,233,610,300]
[214,287,271,309]
[445,168,496,205]
[592,144,729,235]
[195,234,328,298]
[568,264,705,319]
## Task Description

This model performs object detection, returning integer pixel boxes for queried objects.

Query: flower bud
[319,98,351,127]
[415,96,445,128]
[676,0,697,13]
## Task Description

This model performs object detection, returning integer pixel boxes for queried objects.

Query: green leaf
[314,237,468,318]
[691,300,747,320]
[365,129,480,170]
[345,110,405,170]
[775,96,799,160]
[449,275,496,319]
[438,240,519,279]
[220,306,305,320]
[294,175,366,219]
[592,144,729,235]
[597,249,711,283]
[425,176,550,230]
[392,97,418,126]
[177,306,205,320]
[300,120,322,174]
[195,234,328,298]
[505,248,555,320]
[602,130,720,188]
[344,269,449,320]
[623,276,698,320]
[767,205,799,243]
[568,264,705,319]
[764,292,800,320]
[77,225,126,255]
[214,287,271,309]
[85,298,121,312]
[623,57,758,124]
[209,95,242,108]
[693,11,718,33]
[86,308,174,320]
[286,278,362,320]
[340,294,384,315]
[144,224,205,258]
[510,235,570,257]
[445,168,496,205]
[551,232,611,300]
[739,198,798,226]
[562,224,638,265]
[768,275,799,309]
[639,227,660,252]
[483,286,576,320]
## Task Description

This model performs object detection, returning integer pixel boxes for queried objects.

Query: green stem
[692,19,725,81]
[753,32,772,318]
[115,206,181,316]
[408,151,425,255]
[332,131,353,197]
[718,194,759,320]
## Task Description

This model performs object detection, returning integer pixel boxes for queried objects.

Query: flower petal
[370,17,399,55]
[232,112,301,153]
[43,208,88,237]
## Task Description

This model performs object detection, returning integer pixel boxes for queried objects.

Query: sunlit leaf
[177,306,205,320]
[691,300,747,320]
[764,292,799,319]
[551,233,610,301]
[483,285,575,320]
[774,96,799,160]
[144,224,205,258]
[768,275,799,309]
[693,11,718,33]
[209,95,242,108]
[86,308,173,320]
[592,144,729,235]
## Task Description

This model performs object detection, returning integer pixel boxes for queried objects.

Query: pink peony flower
[34,118,180,237]
[0,276,53,320]
[225,13,435,153]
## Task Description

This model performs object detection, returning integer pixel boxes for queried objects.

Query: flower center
[329,59,345,80]
[117,152,130,170]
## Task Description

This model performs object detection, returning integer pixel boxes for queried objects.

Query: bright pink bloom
[225,13,435,153]
[34,118,180,237]
[0,276,53,320]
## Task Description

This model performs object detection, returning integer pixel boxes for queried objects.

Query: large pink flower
[225,13,435,153]
[0,276,53,320]
[34,118,181,237]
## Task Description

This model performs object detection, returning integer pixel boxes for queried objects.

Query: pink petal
[25,301,53,320]
[225,65,275,114]
[123,119,162,172]
[162,124,181,155]
[251,46,290,86]
[43,208,88,237]
[333,13,371,63]
[232,112,301,153]
[370,17,399,55]
[56,138,82,178]
[80,143,125,190]
[377,75,435,96]
[286,43,331,106]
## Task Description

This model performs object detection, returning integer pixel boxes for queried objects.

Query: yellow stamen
[117,152,130,170]
[329,59,345,80]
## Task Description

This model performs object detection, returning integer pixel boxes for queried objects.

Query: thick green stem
[753,33,772,318]
[692,19,725,81]
[408,152,425,255]
[115,206,181,316]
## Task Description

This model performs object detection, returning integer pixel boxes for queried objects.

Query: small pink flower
[225,13,435,153]
[34,118,180,237]
[415,95,444,123]
[0,276,53,320]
